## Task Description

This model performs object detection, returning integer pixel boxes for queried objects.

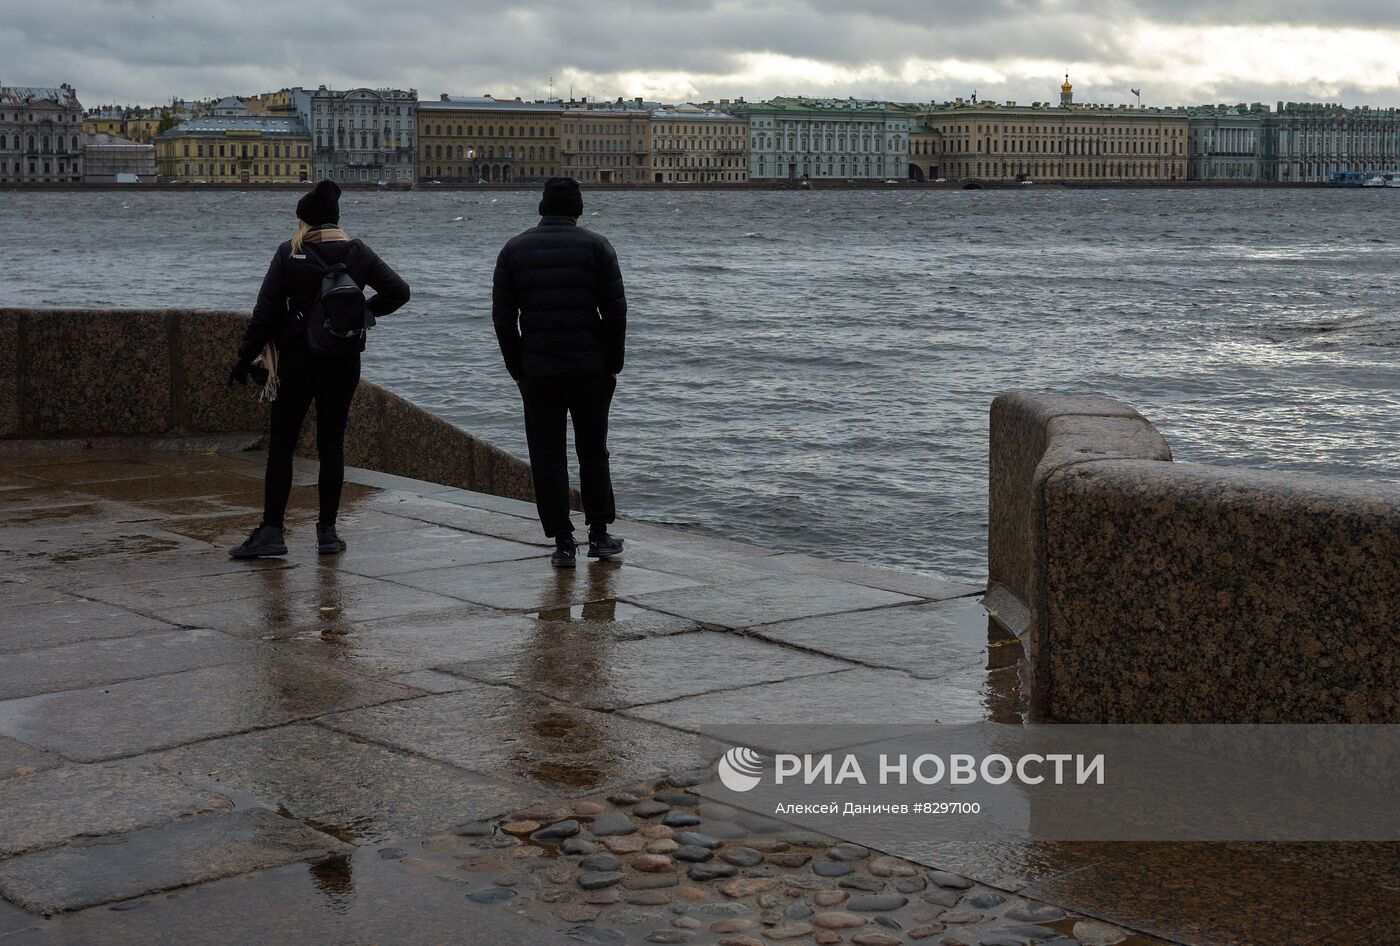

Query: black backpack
[300,241,370,354]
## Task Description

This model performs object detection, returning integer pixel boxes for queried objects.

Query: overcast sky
[6,0,1400,109]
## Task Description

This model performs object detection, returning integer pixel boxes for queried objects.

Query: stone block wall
[989,391,1398,724]
[0,308,538,504]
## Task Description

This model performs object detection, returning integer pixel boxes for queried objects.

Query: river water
[4,188,1398,580]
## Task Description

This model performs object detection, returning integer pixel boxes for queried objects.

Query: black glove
[228,356,253,387]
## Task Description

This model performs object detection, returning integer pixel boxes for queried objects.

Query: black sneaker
[587,531,624,560]
[229,525,287,559]
[551,535,577,569]
[316,523,347,555]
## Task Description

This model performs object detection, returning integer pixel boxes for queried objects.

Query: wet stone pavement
[0,447,1393,946]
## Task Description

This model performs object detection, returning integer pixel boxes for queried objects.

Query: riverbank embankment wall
[989,391,1398,724]
[0,308,537,503]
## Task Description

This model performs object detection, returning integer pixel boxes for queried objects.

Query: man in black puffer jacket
[492,178,627,568]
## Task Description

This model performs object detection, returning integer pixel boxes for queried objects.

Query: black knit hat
[539,177,583,217]
[296,179,341,226]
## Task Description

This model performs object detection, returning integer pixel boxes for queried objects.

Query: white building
[0,84,84,184]
[731,96,909,181]
[291,86,418,183]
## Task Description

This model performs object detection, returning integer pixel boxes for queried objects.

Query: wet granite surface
[1041,459,1400,723]
[0,736,58,781]
[0,629,260,701]
[0,661,418,762]
[152,726,535,844]
[0,764,229,857]
[625,575,920,629]
[0,447,1386,944]
[0,808,349,914]
[320,683,723,795]
[446,628,851,710]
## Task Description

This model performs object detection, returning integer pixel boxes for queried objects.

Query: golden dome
[1061,73,1073,93]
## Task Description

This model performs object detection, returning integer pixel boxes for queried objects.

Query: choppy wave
[4,187,1399,580]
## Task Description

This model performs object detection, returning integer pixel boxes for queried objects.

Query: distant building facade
[291,86,417,183]
[0,83,84,184]
[155,116,311,183]
[917,76,1188,183]
[561,99,653,184]
[908,123,944,180]
[82,133,156,183]
[83,106,164,144]
[418,95,561,183]
[736,96,910,181]
[1262,102,1400,182]
[1186,105,1267,181]
[650,105,748,183]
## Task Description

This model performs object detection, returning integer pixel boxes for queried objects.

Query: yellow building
[418,95,561,183]
[908,124,944,181]
[650,104,748,183]
[82,107,166,143]
[917,76,1189,183]
[155,116,311,183]
[82,109,126,137]
[244,90,295,116]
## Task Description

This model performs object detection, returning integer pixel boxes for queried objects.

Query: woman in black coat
[227,180,410,558]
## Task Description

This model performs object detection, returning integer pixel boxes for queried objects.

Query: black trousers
[263,348,361,529]
[520,373,617,538]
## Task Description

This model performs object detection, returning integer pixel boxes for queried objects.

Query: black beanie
[296,179,341,226]
[539,177,583,217]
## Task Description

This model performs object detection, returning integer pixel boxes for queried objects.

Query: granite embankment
[0,307,536,502]
[989,391,1399,724]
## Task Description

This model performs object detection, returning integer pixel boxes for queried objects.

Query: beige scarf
[253,227,353,402]
[303,226,350,244]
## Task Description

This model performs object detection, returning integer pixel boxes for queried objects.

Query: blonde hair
[290,219,312,255]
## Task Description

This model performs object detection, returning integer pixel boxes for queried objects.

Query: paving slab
[531,600,701,638]
[154,507,429,559]
[365,493,551,546]
[0,660,419,762]
[0,763,230,857]
[150,575,471,639]
[612,541,790,586]
[449,629,853,710]
[628,666,1004,752]
[11,548,290,594]
[1,524,209,579]
[387,558,703,612]
[763,552,984,600]
[331,529,542,578]
[1,852,578,945]
[0,807,349,915]
[320,683,720,795]
[624,574,919,629]
[269,608,533,677]
[14,458,197,486]
[0,582,72,608]
[0,599,175,655]
[75,470,290,504]
[77,563,333,611]
[387,669,480,693]
[0,488,94,515]
[154,725,535,844]
[0,735,59,781]
[751,596,996,678]
[0,629,263,701]
[0,898,41,938]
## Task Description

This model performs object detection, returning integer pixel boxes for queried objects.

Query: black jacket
[492,216,627,379]
[239,236,410,361]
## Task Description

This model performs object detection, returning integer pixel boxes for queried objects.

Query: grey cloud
[1,0,1395,107]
